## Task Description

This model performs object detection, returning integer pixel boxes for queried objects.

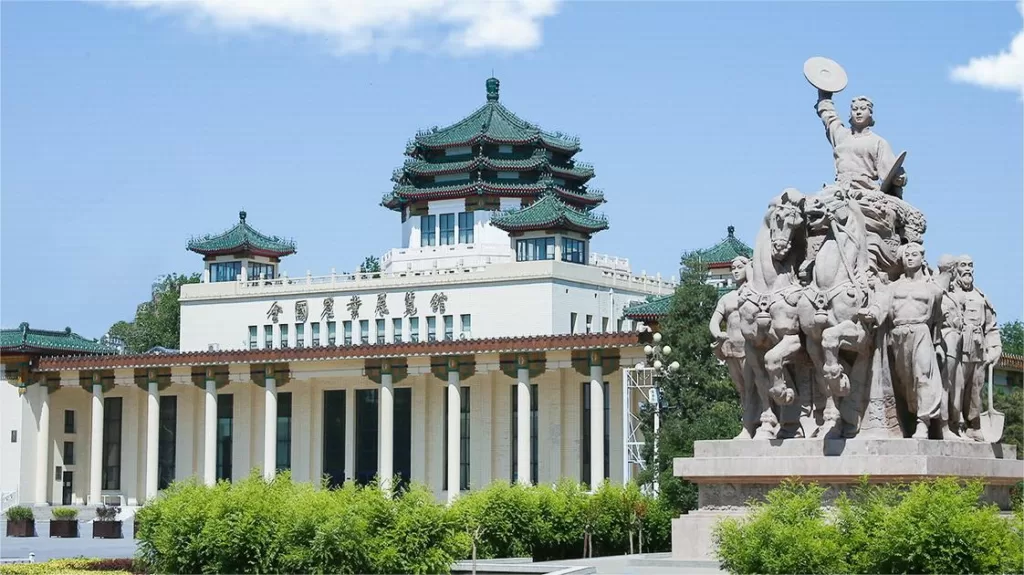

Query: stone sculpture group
[711,59,1002,442]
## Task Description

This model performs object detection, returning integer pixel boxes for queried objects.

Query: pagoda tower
[187,210,296,283]
[381,77,608,272]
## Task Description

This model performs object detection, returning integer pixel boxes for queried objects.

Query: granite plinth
[671,438,1023,561]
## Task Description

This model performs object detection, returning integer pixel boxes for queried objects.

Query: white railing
[590,252,631,273]
[0,553,35,565]
[1,489,18,512]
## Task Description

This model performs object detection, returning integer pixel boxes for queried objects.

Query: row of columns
[29,356,606,505]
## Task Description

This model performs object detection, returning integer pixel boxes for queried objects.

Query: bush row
[714,478,1024,575]
[0,558,136,575]
[134,472,670,574]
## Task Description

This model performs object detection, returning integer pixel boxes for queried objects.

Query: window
[562,237,586,264]
[280,324,289,348]
[343,321,352,345]
[158,395,177,490]
[393,318,403,343]
[443,315,454,341]
[216,394,233,482]
[265,325,273,349]
[510,384,538,484]
[580,382,610,488]
[10,430,16,443]
[276,392,292,472]
[102,397,123,490]
[516,237,555,261]
[439,213,455,245]
[427,317,437,341]
[63,441,75,465]
[248,262,275,281]
[322,390,346,489]
[601,317,609,333]
[420,215,436,246]
[210,261,242,283]
[327,321,337,346]
[296,324,305,348]
[617,318,625,332]
[410,318,420,343]
[376,319,386,344]
[354,390,379,486]
[497,171,519,179]
[443,386,471,492]
[64,410,75,434]
[570,312,578,335]
[458,212,474,244]
[393,388,412,492]
[586,315,593,334]
[498,144,513,154]
[249,326,258,349]
[312,322,321,347]
[360,320,369,344]
[460,314,471,338]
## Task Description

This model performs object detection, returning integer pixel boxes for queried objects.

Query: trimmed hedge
[0,558,137,575]
[714,478,1024,575]
[135,472,669,574]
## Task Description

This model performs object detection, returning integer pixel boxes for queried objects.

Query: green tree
[994,386,1023,460]
[1001,319,1023,356]
[107,273,201,353]
[639,253,740,513]
[359,255,381,274]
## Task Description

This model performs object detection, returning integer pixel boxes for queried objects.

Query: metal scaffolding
[622,365,657,487]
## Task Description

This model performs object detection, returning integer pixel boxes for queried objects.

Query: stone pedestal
[671,438,1023,561]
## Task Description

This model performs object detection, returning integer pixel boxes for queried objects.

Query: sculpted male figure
[951,255,1002,441]
[816,90,907,196]
[710,256,757,438]
[860,242,943,438]
[935,255,964,439]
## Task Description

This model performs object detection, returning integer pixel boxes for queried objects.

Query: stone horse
[738,189,806,439]
[797,193,875,438]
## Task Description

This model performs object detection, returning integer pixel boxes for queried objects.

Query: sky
[2,0,1022,340]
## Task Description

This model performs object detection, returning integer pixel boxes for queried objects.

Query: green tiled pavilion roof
[1,323,118,355]
[187,211,296,257]
[491,193,608,234]
[382,179,604,211]
[412,78,580,152]
[623,285,735,320]
[401,154,594,180]
[694,226,753,267]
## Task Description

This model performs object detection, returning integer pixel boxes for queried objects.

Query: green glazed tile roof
[382,179,604,211]
[491,193,608,233]
[412,78,580,152]
[693,226,753,266]
[623,285,735,320]
[401,154,594,180]
[1,323,118,354]
[187,211,297,257]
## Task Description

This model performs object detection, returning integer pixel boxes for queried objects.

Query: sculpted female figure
[710,256,757,438]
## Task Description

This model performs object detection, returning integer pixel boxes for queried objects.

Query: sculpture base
[671,438,1023,561]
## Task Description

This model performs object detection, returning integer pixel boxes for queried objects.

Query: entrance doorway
[61,471,73,505]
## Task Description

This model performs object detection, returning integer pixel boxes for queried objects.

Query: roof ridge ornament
[239,210,247,223]
[486,77,499,102]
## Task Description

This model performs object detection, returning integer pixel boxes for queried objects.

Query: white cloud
[112,0,560,55]
[950,0,1024,94]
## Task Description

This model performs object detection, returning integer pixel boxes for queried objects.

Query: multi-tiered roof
[382,78,606,224]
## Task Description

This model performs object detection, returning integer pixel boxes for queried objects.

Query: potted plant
[5,505,35,537]
[93,504,122,538]
[49,506,79,538]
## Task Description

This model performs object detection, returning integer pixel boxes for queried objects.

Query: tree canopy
[1001,320,1023,356]
[359,255,381,274]
[106,273,201,353]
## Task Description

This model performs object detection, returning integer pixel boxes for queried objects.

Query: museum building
[4,78,679,509]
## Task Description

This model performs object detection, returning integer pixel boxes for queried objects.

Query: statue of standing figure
[950,255,1002,441]
[710,256,758,439]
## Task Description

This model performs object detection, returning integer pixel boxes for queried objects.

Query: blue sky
[2,1,1022,339]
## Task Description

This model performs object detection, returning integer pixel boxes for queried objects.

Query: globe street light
[642,331,678,494]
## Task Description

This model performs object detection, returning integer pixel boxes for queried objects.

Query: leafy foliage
[359,255,381,274]
[639,253,740,512]
[4,505,33,522]
[106,273,201,353]
[51,507,79,519]
[1001,319,1024,356]
[995,386,1024,460]
[95,505,120,521]
[0,558,138,575]
[715,478,1024,575]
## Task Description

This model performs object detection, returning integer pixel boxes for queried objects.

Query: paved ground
[535,553,725,575]
[0,522,139,562]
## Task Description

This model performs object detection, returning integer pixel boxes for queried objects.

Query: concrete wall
[1,380,21,501]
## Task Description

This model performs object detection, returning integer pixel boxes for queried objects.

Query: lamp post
[638,330,679,495]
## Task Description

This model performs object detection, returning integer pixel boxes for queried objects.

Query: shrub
[95,505,120,521]
[5,505,33,522]
[714,478,1024,575]
[450,482,537,560]
[0,558,138,575]
[51,507,79,520]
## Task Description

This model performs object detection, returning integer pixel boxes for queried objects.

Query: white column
[35,383,50,505]
[146,381,159,501]
[378,370,394,491]
[263,375,277,480]
[590,361,604,485]
[344,389,355,483]
[89,382,103,505]
[203,378,217,486]
[516,367,531,485]
[446,368,460,504]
